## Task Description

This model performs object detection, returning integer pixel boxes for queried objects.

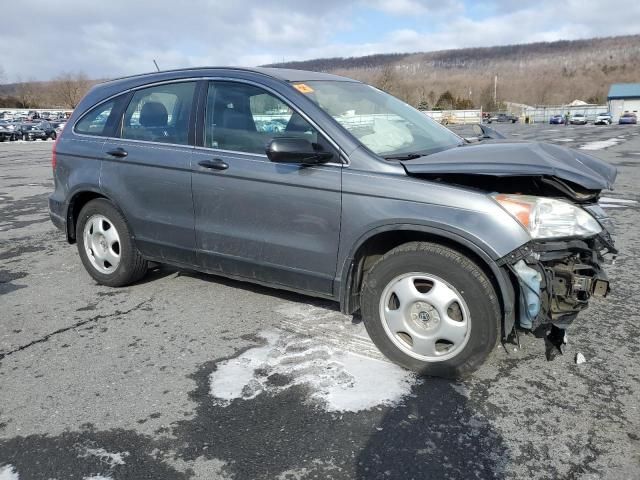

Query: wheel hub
[98,235,107,251]
[379,272,471,362]
[410,302,440,330]
[83,214,121,274]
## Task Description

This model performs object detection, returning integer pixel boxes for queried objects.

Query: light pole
[494,75,497,107]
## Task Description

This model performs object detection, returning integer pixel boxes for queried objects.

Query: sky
[1,0,639,82]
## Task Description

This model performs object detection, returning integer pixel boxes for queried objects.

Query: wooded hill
[266,35,640,110]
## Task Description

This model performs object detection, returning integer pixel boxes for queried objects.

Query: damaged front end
[399,139,618,359]
[499,206,617,358]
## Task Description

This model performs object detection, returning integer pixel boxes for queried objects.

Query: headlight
[492,194,602,239]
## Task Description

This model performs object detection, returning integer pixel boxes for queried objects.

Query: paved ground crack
[0,300,150,361]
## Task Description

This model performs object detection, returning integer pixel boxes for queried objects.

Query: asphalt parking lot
[1,123,639,480]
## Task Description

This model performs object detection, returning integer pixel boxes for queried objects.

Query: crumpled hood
[401,141,617,190]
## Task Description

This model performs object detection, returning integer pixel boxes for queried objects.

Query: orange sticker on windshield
[293,83,314,93]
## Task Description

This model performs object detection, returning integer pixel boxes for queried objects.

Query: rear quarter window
[75,100,118,136]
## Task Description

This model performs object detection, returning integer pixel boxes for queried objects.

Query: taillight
[52,135,60,171]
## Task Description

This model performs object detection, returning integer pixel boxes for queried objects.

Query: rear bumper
[22,132,47,139]
[49,196,66,232]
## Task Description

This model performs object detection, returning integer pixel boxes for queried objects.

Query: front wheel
[76,199,148,287]
[360,242,501,378]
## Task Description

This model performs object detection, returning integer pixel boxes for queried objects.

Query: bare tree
[50,72,92,108]
[374,65,397,95]
[14,77,39,108]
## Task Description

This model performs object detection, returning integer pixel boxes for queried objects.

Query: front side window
[299,81,463,158]
[75,100,116,137]
[121,82,196,145]
[204,81,318,154]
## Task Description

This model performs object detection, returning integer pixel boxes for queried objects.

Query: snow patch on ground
[553,138,574,142]
[599,197,637,204]
[0,465,19,480]
[209,330,417,412]
[599,196,638,209]
[83,476,113,480]
[579,138,621,150]
[78,447,129,468]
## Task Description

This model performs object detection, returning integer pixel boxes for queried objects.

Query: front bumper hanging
[499,230,616,334]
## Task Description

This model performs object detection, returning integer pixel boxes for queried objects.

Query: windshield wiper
[383,153,423,160]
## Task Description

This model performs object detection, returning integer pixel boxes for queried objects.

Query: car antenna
[153,60,161,72]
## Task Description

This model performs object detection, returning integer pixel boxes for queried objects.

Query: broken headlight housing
[492,194,602,239]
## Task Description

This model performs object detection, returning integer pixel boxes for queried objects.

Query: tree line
[271,34,640,110]
[0,72,95,109]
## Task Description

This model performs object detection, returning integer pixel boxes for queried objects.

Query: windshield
[298,81,463,158]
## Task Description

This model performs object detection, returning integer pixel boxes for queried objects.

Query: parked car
[50,120,67,135]
[618,112,637,125]
[487,112,518,123]
[49,67,617,377]
[549,115,564,124]
[37,120,58,139]
[0,121,19,141]
[570,113,587,125]
[594,112,612,125]
[17,122,48,141]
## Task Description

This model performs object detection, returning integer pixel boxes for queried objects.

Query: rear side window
[121,82,196,145]
[75,100,116,136]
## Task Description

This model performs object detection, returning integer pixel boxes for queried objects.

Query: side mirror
[473,123,506,139]
[266,138,334,164]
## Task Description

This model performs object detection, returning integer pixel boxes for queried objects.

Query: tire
[51,132,57,140]
[76,198,148,287]
[360,241,500,378]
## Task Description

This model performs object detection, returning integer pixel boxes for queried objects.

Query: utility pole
[494,74,497,106]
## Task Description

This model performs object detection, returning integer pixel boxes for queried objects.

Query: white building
[607,83,640,121]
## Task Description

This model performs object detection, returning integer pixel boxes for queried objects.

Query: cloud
[368,0,463,16]
[0,0,638,81]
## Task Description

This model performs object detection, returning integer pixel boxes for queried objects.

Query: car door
[100,81,198,265]
[192,80,342,295]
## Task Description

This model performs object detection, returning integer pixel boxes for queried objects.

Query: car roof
[103,66,357,86]
[74,66,360,117]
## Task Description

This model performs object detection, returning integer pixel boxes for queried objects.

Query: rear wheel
[76,199,148,287]
[360,242,500,378]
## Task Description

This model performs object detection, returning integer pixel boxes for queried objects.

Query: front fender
[337,222,519,339]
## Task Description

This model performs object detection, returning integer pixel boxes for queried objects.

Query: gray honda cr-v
[49,67,617,377]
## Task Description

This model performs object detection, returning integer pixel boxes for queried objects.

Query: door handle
[106,147,128,158]
[198,158,229,171]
